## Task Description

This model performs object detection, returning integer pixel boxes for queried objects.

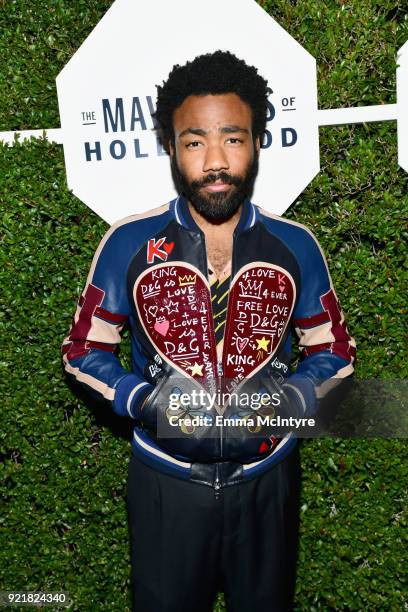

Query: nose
[203,144,229,173]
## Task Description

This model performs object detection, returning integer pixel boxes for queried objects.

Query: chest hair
[206,239,232,278]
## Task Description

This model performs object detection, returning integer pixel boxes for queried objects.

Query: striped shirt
[210,274,230,348]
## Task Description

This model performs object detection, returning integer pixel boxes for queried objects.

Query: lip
[202,182,232,193]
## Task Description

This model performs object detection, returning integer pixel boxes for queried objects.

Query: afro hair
[155,50,269,149]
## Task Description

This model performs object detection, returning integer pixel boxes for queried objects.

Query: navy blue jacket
[62,196,356,484]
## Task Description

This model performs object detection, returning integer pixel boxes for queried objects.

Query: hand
[136,370,221,462]
[221,372,306,454]
[137,369,169,431]
[140,392,152,412]
[138,370,215,435]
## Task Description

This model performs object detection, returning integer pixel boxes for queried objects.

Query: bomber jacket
[62,195,356,489]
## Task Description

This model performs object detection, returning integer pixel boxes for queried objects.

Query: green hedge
[1,1,407,611]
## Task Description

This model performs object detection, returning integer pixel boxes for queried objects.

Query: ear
[168,140,175,158]
[254,135,261,154]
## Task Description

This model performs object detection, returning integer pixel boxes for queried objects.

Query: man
[62,51,356,611]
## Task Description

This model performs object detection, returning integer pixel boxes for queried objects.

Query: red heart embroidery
[163,241,174,255]
[154,319,170,337]
[258,441,270,453]
[134,262,295,400]
[222,263,295,391]
[134,263,218,391]
[236,337,249,354]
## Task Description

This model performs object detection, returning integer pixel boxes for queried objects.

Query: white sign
[1,1,407,224]
[55,0,319,224]
[397,40,408,173]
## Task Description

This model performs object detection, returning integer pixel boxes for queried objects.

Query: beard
[171,153,259,223]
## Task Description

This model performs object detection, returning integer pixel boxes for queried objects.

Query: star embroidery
[256,336,270,352]
[190,362,204,377]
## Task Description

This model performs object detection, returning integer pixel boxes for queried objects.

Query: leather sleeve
[61,222,153,419]
[284,227,356,417]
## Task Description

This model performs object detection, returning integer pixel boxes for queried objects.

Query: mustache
[190,171,243,190]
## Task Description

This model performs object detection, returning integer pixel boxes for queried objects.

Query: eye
[226,137,243,144]
[186,141,203,149]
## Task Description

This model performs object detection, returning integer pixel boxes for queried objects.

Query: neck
[187,201,243,236]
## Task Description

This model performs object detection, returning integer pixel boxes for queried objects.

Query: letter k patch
[147,237,173,264]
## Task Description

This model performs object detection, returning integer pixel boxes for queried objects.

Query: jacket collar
[172,194,258,236]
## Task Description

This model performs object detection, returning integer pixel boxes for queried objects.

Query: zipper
[214,463,221,500]
[217,230,239,461]
[220,230,237,382]
[217,360,224,459]
[200,226,240,461]
[200,229,227,461]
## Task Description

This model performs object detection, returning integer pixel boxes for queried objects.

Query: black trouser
[126,446,301,612]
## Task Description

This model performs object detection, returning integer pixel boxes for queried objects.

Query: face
[169,93,260,222]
